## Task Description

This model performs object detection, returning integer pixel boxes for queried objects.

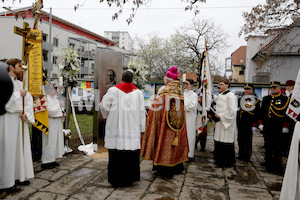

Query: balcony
[77,51,95,59]
[42,41,53,51]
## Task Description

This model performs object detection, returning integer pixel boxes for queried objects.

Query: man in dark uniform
[259,81,290,173]
[237,84,260,162]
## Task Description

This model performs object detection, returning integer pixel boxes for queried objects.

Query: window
[91,63,94,70]
[239,70,244,75]
[53,37,59,47]
[78,46,84,52]
[52,73,58,78]
[42,34,47,42]
[42,50,48,62]
[69,43,75,49]
[53,56,58,64]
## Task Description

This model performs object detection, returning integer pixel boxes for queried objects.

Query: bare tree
[134,33,191,79]
[73,0,207,24]
[176,17,228,74]
[240,0,300,36]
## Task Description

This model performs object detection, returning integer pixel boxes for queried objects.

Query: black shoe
[52,162,60,166]
[188,157,194,162]
[0,185,18,193]
[210,150,214,153]
[41,163,55,169]
[200,149,205,152]
[16,180,30,186]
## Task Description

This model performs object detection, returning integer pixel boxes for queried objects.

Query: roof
[231,46,246,67]
[0,6,117,46]
[252,17,300,60]
[178,72,198,82]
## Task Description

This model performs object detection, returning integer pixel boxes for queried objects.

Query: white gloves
[252,127,257,131]
[282,127,289,133]
[258,124,264,131]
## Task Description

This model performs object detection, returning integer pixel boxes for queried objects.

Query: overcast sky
[0,0,264,74]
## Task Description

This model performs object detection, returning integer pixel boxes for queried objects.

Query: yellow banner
[28,29,43,97]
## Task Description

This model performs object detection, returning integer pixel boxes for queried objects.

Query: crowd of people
[1,61,299,196]
[100,66,298,188]
[0,59,65,193]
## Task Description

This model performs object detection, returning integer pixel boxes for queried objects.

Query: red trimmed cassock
[100,82,146,187]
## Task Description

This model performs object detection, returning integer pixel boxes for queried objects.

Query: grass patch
[69,113,93,138]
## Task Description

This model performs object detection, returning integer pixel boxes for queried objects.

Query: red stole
[115,82,137,93]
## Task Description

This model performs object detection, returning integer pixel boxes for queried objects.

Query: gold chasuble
[141,80,189,166]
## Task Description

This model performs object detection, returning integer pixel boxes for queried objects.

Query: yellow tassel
[172,132,179,147]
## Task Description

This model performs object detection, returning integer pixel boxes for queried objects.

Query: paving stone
[260,173,283,192]
[141,171,156,182]
[184,172,225,190]
[142,193,178,200]
[57,154,92,170]
[179,185,227,200]
[140,160,154,172]
[28,178,51,189]
[35,169,69,181]
[40,168,100,195]
[224,165,266,188]
[4,186,36,200]
[187,164,223,176]
[84,158,108,170]
[27,192,68,200]
[106,180,151,200]
[228,185,272,200]
[69,184,114,200]
[271,191,281,200]
[148,176,184,197]
[91,171,111,187]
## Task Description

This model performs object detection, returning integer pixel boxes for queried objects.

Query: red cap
[165,67,178,80]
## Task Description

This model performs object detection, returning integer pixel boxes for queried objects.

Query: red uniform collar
[115,82,137,93]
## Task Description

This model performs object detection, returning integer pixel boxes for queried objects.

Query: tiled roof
[231,46,246,66]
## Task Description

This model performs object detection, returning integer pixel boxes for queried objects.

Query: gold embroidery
[166,98,185,132]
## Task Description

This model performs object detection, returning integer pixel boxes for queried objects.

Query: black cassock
[237,95,260,161]
[108,149,140,187]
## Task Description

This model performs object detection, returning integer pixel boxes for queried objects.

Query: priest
[213,78,237,167]
[141,67,189,178]
[0,58,35,191]
[99,70,146,187]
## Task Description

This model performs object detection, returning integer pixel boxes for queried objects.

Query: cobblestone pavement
[1,129,286,200]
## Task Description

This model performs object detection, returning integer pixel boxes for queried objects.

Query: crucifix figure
[14,22,34,65]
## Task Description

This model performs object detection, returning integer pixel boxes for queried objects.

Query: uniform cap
[244,83,254,90]
[285,80,295,86]
[270,81,281,87]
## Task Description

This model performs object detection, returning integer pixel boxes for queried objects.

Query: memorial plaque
[93,49,123,151]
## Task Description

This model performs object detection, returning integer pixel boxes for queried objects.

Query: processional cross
[13,0,44,148]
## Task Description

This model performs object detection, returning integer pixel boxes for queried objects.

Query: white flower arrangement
[57,47,80,88]
[128,59,149,89]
